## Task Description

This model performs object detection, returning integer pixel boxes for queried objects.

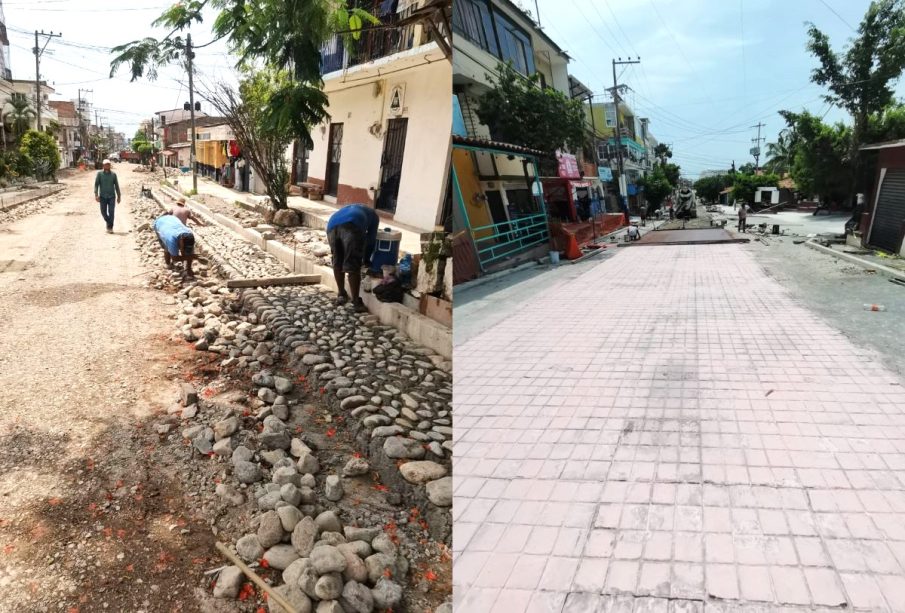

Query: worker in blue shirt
[326,204,379,312]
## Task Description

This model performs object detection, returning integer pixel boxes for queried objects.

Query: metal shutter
[871,168,905,253]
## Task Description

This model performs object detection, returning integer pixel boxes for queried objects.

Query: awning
[161,150,175,156]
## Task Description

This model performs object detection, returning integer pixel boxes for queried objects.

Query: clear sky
[532,0,905,178]
[6,0,902,175]
[4,0,235,139]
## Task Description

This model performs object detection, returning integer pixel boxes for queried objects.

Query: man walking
[95,159,121,233]
[327,203,380,313]
[737,201,749,233]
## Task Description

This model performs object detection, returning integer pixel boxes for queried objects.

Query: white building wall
[309,59,451,232]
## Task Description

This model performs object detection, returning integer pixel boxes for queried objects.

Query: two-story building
[452,0,579,278]
[587,99,658,211]
[156,108,208,168]
[48,100,79,166]
[305,0,452,232]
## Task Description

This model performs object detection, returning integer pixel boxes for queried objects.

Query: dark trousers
[99,196,116,229]
[738,218,747,232]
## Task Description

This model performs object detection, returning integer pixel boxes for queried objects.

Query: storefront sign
[597,166,613,181]
[556,151,580,179]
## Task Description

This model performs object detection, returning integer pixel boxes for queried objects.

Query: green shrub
[19,130,61,180]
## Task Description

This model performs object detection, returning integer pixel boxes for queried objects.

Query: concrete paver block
[453,244,905,611]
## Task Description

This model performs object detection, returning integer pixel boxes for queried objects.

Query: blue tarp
[154,215,193,256]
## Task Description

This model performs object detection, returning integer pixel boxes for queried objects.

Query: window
[453,0,498,56]
[605,106,617,128]
[494,14,535,75]
[505,188,540,216]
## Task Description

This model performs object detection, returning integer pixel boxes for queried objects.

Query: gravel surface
[0,170,218,612]
[748,235,905,377]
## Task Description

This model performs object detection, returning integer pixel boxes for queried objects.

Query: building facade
[860,139,905,256]
[306,0,452,232]
[48,100,79,166]
[452,0,578,276]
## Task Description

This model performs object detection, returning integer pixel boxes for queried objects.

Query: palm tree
[764,129,794,175]
[3,93,37,147]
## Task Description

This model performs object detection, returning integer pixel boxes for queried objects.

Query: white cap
[102,158,111,165]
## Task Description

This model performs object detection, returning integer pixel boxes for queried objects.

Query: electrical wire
[816,0,856,30]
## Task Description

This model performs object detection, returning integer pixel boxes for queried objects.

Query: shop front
[543,152,625,260]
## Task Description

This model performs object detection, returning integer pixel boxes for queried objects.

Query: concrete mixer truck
[674,186,698,219]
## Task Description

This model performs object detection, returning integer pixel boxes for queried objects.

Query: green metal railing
[452,144,551,272]
[471,213,550,265]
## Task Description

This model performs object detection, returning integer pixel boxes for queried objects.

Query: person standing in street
[738,201,748,232]
[94,159,121,234]
[327,203,380,313]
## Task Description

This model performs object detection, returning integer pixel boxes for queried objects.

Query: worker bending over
[154,213,198,278]
[327,204,379,313]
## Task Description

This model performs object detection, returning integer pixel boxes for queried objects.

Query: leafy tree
[201,68,296,210]
[778,110,851,203]
[731,172,780,205]
[110,0,376,145]
[19,129,61,180]
[638,164,673,209]
[693,174,731,202]
[737,162,757,175]
[805,0,905,198]
[3,93,36,144]
[660,162,681,187]
[866,104,905,142]
[476,62,586,154]
[653,143,672,163]
[132,128,155,164]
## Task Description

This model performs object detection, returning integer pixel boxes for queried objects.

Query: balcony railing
[321,1,428,74]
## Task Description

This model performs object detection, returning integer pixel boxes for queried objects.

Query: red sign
[556,151,580,179]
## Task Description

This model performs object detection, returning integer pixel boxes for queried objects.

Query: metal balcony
[320,1,425,74]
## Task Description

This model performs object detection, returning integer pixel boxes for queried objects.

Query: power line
[816,0,856,30]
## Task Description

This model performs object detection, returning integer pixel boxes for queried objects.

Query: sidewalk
[184,177,424,255]
[453,243,905,612]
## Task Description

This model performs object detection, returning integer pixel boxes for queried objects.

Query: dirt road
[0,169,214,612]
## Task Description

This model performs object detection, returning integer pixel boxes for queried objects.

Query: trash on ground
[863,304,887,311]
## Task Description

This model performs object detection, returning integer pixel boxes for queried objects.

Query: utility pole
[586,93,599,165]
[751,122,765,172]
[33,30,62,132]
[150,116,157,169]
[77,88,92,161]
[186,33,198,193]
[612,57,640,219]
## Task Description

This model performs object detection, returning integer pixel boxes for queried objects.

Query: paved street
[453,243,905,612]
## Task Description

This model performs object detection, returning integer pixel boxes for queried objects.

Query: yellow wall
[453,148,494,240]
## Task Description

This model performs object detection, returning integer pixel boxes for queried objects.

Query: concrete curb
[805,239,905,282]
[155,185,452,359]
[0,184,66,213]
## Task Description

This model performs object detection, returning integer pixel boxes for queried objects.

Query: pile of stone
[0,187,68,226]
[216,509,407,613]
[170,366,416,611]
[281,228,333,267]
[130,184,451,609]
